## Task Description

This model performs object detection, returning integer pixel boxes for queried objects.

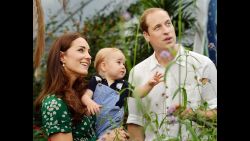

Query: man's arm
[196,109,217,120]
[127,124,144,141]
[127,68,146,141]
[171,104,217,121]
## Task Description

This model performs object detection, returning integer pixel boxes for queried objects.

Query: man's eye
[154,26,160,30]
[166,22,171,26]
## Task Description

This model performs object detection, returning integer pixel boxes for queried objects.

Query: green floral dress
[41,94,97,141]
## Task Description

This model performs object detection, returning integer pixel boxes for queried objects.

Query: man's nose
[162,25,171,34]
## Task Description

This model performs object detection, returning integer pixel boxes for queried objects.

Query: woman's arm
[49,132,73,141]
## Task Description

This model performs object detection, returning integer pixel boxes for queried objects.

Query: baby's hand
[148,71,164,86]
[86,100,102,115]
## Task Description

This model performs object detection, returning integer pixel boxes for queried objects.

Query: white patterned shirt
[127,45,217,140]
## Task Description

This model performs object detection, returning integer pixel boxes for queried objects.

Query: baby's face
[104,51,126,80]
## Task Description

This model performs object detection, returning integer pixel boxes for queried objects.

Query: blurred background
[33,0,217,140]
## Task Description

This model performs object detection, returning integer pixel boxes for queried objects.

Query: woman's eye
[78,49,84,52]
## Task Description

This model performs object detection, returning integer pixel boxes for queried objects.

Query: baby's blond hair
[94,47,124,74]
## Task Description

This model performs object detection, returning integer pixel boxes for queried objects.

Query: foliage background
[33,0,198,140]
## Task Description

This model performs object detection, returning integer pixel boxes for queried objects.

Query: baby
[81,47,163,137]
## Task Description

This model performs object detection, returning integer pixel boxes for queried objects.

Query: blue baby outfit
[88,75,128,137]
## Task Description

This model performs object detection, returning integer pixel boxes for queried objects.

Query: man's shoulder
[187,50,213,64]
[132,55,152,70]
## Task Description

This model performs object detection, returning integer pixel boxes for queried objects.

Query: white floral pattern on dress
[41,95,96,140]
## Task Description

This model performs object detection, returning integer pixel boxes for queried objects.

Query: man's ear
[143,31,150,42]
[60,51,65,63]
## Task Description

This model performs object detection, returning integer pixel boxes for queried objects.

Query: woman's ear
[60,51,65,63]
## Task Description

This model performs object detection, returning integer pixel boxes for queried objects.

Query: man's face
[143,10,176,51]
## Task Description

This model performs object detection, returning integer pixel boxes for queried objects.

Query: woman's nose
[85,52,91,60]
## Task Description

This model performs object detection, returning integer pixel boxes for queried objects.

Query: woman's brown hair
[34,32,88,124]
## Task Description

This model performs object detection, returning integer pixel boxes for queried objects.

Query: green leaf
[181,87,187,108]
[181,120,200,141]
[153,112,159,129]
[159,115,168,129]
[172,87,181,100]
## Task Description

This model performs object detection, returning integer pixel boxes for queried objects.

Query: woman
[34,32,128,141]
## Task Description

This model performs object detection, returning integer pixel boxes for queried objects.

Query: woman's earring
[62,63,65,67]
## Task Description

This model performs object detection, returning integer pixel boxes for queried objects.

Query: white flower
[122,11,131,21]
[48,107,54,111]
[95,76,102,82]
[116,83,123,90]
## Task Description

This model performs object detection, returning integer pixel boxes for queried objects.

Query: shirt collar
[95,74,124,88]
[149,45,187,71]
[149,52,161,71]
[174,45,187,67]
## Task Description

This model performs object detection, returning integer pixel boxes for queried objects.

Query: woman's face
[60,37,91,79]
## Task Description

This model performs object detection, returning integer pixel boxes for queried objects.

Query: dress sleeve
[41,95,72,136]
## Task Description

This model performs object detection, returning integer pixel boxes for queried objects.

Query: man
[126,8,217,141]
